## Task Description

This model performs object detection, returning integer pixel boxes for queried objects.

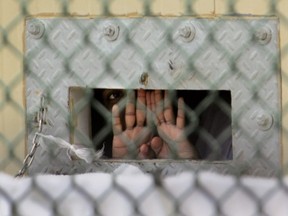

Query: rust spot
[139,72,149,86]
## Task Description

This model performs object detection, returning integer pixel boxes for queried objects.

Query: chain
[15,96,47,177]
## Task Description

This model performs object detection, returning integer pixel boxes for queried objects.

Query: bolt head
[178,24,196,42]
[104,24,120,41]
[256,112,273,131]
[104,26,114,36]
[27,20,45,39]
[180,26,191,38]
[28,23,40,35]
[255,27,272,45]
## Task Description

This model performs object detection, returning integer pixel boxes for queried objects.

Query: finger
[138,144,154,159]
[146,91,153,127]
[139,144,157,159]
[163,90,175,125]
[155,90,165,125]
[151,91,155,113]
[136,89,146,127]
[176,97,185,129]
[138,144,148,159]
[150,91,158,126]
[112,104,123,135]
[150,136,163,156]
[151,91,156,118]
[125,90,136,130]
[135,127,151,146]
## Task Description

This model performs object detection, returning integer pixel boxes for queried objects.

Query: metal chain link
[15,96,47,177]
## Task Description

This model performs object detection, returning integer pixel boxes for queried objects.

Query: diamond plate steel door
[25,17,281,176]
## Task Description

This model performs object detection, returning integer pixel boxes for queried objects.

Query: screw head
[104,24,120,41]
[256,112,273,131]
[179,24,196,42]
[27,20,45,39]
[255,27,272,45]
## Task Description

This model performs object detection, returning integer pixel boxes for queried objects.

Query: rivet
[256,112,273,131]
[179,24,196,42]
[255,27,272,45]
[104,24,120,41]
[27,20,45,39]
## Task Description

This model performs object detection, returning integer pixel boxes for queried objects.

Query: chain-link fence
[1,0,288,215]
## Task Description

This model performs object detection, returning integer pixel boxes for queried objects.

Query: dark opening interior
[90,89,232,160]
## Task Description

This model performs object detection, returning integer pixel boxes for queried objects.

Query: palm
[113,126,152,158]
[150,90,199,159]
[157,123,195,159]
[111,90,155,159]
[111,90,198,159]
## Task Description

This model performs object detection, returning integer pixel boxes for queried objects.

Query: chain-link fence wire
[0,0,288,215]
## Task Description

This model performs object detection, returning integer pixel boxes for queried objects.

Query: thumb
[150,136,163,157]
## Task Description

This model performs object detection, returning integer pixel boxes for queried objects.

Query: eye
[108,91,123,101]
[101,89,126,111]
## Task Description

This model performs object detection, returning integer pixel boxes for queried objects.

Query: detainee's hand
[111,90,155,159]
[149,90,199,159]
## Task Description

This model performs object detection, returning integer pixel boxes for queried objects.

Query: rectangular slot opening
[69,88,232,161]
